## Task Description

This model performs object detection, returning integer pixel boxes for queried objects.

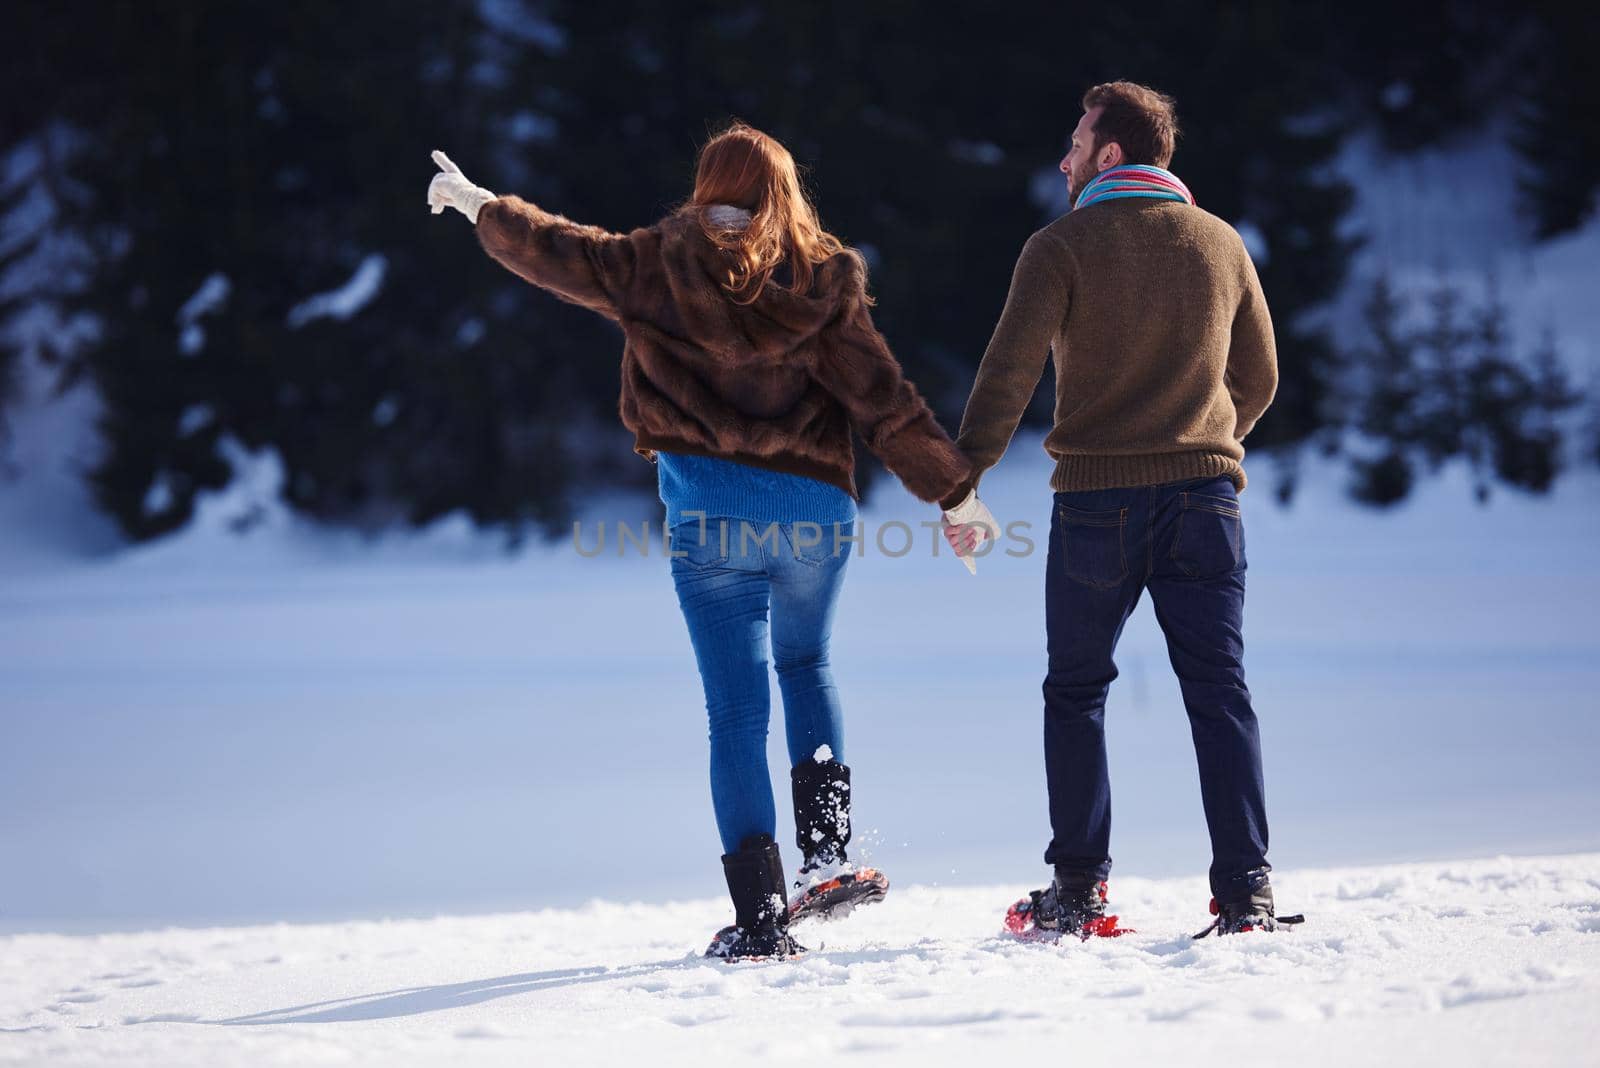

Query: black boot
[1004,869,1130,940]
[788,759,889,924]
[792,758,852,864]
[1193,871,1305,938]
[705,834,805,961]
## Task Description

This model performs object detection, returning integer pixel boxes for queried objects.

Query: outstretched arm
[427,150,637,321]
[473,196,639,322]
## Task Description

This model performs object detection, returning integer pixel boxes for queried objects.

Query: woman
[428,123,971,960]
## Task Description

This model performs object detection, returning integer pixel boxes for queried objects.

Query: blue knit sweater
[656,451,857,529]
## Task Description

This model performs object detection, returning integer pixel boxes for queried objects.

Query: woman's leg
[768,521,891,921]
[669,519,777,855]
[768,521,852,766]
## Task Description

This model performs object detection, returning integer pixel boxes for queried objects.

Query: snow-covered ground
[4,853,1598,1066]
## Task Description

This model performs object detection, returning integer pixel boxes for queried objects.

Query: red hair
[687,122,860,304]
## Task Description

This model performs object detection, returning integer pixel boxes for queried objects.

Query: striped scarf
[1074,164,1195,211]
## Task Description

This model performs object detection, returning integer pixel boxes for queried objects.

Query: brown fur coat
[474,196,971,504]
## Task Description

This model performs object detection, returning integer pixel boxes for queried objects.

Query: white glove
[427,150,496,224]
[941,490,998,575]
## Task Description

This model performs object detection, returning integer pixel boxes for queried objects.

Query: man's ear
[1098,141,1124,170]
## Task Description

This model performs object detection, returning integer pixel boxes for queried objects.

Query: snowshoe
[1004,877,1132,941]
[1192,879,1305,938]
[789,860,890,925]
[787,758,890,925]
[704,922,806,961]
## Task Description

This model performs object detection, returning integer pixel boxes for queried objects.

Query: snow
[506,110,557,145]
[455,317,486,347]
[370,395,400,427]
[175,324,202,357]
[1,125,101,365]
[1234,218,1269,265]
[1329,118,1600,378]
[174,273,230,356]
[138,472,175,516]
[285,254,386,329]
[175,404,213,437]
[1381,81,1415,112]
[175,275,229,329]
[0,353,120,562]
[3,853,1597,1065]
[949,139,1005,166]
[476,0,568,54]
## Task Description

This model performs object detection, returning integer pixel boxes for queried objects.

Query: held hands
[941,489,998,575]
[427,150,495,224]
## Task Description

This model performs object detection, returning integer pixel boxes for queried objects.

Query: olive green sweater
[943,198,1278,509]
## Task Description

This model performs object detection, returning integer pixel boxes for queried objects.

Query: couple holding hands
[429,80,1285,959]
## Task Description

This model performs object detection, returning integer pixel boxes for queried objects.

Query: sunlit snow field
[5,854,1598,1066]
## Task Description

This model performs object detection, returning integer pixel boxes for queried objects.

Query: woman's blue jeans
[668,517,854,854]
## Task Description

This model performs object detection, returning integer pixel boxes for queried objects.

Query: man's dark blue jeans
[1042,474,1269,901]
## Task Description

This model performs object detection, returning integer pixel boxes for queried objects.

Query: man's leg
[1042,490,1146,883]
[1146,478,1270,901]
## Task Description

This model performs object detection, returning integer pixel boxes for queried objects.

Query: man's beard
[1068,159,1097,207]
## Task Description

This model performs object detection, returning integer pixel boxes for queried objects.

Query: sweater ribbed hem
[1049,450,1247,493]
[633,433,860,500]
[655,451,858,529]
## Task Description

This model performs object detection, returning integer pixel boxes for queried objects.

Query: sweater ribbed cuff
[1049,450,1247,493]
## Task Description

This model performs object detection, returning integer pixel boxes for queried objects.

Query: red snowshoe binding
[1005,877,1132,941]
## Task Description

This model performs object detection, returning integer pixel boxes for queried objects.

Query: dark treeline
[1,1,1595,541]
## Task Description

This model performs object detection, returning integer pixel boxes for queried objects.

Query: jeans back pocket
[669,519,732,570]
[1170,490,1245,578]
[783,521,851,569]
[1055,503,1128,589]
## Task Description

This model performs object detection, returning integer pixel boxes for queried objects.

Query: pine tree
[1513,7,1600,239]
[9,1,583,540]
[1588,383,1600,470]
[0,6,99,458]
[1345,273,1577,505]
[1348,275,1421,505]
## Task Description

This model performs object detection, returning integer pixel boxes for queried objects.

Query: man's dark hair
[1081,81,1180,168]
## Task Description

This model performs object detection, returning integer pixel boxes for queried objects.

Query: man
[939,81,1287,937]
